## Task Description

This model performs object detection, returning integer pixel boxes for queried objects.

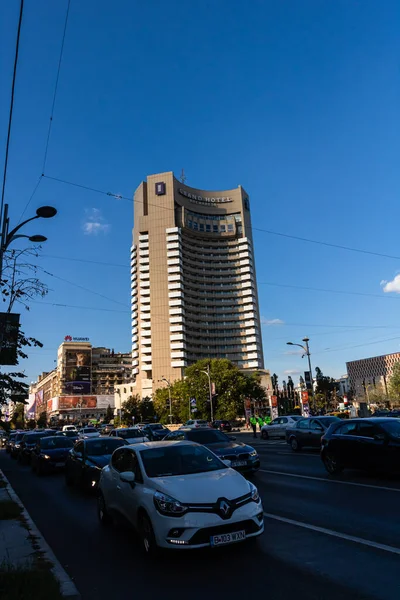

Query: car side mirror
[222,459,232,468]
[120,471,135,485]
[374,433,386,442]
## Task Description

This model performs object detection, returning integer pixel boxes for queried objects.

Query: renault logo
[218,500,231,518]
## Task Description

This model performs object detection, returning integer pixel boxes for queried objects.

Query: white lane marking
[263,512,400,556]
[259,469,400,493]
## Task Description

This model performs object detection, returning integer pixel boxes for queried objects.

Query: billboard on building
[58,396,97,410]
[96,395,114,409]
[64,349,91,394]
[35,390,45,415]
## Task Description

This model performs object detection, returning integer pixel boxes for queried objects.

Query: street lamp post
[161,377,172,425]
[200,364,214,423]
[0,204,57,284]
[287,337,315,412]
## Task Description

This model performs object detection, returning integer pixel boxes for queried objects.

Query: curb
[0,469,81,600]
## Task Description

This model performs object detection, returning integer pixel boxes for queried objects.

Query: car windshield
[186,429,229,444]
[291,416,303,421]
[140,444,225,477]
[86,439,125,456]
[150,424,165,430]
[320,417,340,425]
[41,437,74,449]
[380,421,400,439]
[116,429,143,439]
[196,421,208,425]
[23,433,51,443]
[83,428,97,434]
[14,433,25,442]
[63,431,78,438]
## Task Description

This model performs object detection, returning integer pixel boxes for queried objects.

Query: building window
[199,224,205,231]
[206,224,211,232]
[213,225,218,232]
[220,225,226,232]
[188,220,192,228]
[124,387,127,394]
[193,222,198,230]
[228,224,234,232]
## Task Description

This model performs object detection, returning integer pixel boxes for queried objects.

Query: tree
[314,366,339,412]
[271,373,279,394]
[152,359,266,423]
[104,405,114,424]
[0,329,43,405]
[1,248,48,312]
[389,363,400,401]
[121,395,141,424]
[287,376,294,399]
[299,375,305,389]
[11,402,25,429]
[36,412,47,428]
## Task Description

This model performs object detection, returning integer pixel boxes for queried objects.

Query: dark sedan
[0,430,8,448]
[212,420,232,433]
[164,428,260,473]
[55,431,80,444]
[141,423,170,441]
[286,416,340,451]
[321,417,400,475]
[31,436,74,474]
[65,437,127,491]
[18,430,54,465]
[9,432,26,459]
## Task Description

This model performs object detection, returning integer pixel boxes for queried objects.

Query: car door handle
[116,485,121,491]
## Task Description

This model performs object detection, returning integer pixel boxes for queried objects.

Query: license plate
[231,460,247,467]
[55,462,65,468]
[211,530,246,546]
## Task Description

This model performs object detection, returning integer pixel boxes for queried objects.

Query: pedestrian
[250,415,257,438]
[257,415,264,432]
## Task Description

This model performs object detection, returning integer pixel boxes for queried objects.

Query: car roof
[125,440,198,451]
[312,416,340,420]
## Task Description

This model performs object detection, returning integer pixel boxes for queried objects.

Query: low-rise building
[29,341,132,423]
[346,352,400,401]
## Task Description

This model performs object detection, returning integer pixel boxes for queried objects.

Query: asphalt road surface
[1,435,399,600]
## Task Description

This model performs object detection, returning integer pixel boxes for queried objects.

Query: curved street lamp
[287,337,315,410]
[0,203,57,282]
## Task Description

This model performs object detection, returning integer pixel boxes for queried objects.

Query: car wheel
[139,513,159,557]
[261,430,268,440]
[322,452,343,475]
[290,437,300,452]
[97,493,111,525]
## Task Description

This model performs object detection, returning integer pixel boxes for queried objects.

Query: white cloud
[381,275,400,294]
[261,318,285,326]
[82,208,110,235]
[284,369,301,375]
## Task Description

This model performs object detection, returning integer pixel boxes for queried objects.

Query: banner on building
[64,349,92,395]
[271,395,278,408]
[0,313,20,365]
[301,391,309,403]
[58,396,97,410]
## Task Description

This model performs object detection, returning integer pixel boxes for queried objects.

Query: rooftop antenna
[180,168,187,184]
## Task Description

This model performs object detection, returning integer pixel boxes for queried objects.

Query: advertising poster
[47,399,53,413]
[58,396,97,410]
[96,395,114,409]
[65,349,91,394]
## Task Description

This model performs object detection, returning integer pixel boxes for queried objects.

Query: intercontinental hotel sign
[178,188,233,205]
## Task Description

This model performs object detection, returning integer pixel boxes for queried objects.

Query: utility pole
[200,363,214,423]
[287,337,315,413]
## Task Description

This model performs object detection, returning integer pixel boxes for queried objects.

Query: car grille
[221,453,250,461]
[189,519,262,545]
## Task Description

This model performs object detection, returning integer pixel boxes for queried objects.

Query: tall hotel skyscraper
[131,172,265,398]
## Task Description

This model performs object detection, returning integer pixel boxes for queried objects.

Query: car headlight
[250,450,258,457]
[248,481,260,503]
[153,491,187,517]
[15,444,21,449]
[43,455,51,460]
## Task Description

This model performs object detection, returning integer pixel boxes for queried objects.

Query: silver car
[261,415,303,439]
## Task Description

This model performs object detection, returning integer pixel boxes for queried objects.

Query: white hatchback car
[109,428,149,444]
[261,415,303,439]
[182,419,210,429]
[98,441,264,554]
[78,427,100,440]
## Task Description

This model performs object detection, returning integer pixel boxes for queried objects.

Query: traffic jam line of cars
[1,422,263,555]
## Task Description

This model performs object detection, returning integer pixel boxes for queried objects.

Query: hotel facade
[131,171,266,398]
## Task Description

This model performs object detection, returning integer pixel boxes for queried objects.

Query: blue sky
[1,0,400,387]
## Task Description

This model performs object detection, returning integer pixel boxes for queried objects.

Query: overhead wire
[1,0,25,221]
[18,0,71,223]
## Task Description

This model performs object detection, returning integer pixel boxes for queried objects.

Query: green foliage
[152,359,266,423]
[121,395,156,425]
[389,363,400,400]
[36,412,47,428]
[0,329,43,406]
[314,366,339,411]
[104,405,114,424]
[10,403,25,429]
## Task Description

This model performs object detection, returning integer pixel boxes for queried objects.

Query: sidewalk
[0,469,80,600]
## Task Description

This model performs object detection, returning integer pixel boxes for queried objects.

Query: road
[1,436,399,600]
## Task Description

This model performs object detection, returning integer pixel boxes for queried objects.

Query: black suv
[321,417,400,475]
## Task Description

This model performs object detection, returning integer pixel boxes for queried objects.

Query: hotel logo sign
[178,188,232,205]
